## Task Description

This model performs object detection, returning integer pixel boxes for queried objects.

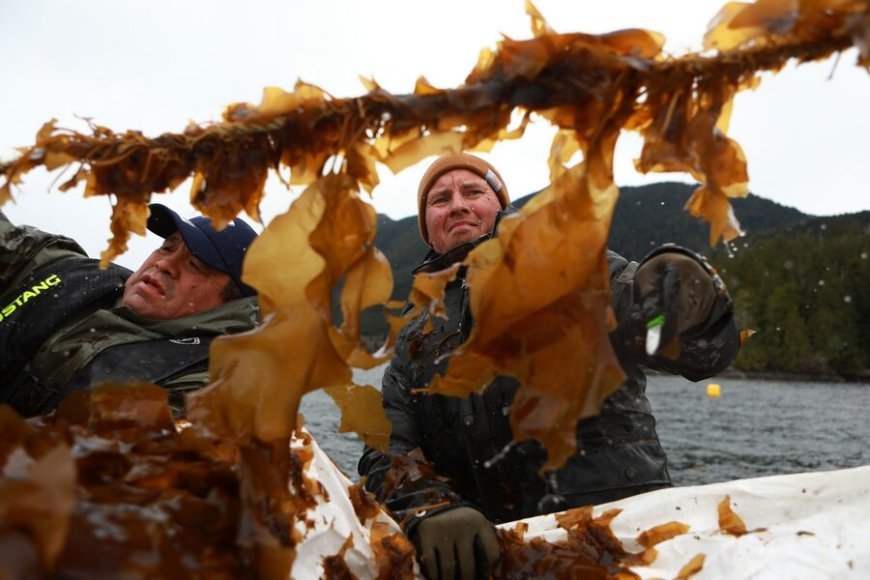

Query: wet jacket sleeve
[358,359,467,534]
[607,247,740,381]
[1,211,88,294]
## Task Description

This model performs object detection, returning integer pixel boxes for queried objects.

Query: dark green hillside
[711,212,870,378]
[608,182,808,261]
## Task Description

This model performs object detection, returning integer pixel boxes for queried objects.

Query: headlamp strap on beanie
[484,169,502,193]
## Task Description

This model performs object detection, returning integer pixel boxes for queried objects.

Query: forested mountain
[367,182,869,378]
[607,183,808,261]
[711,211,870,378]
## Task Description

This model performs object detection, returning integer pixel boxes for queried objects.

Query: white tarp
[508,465,870,579]
[290,432,419,578]
[293,433,870,579]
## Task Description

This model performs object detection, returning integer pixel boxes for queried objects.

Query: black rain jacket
[359,233,739,531]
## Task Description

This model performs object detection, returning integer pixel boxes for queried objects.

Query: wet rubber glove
[412,506,500,580]
[634,251,718,355]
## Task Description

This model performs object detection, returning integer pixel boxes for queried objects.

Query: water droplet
[844,295,852,304]
[818,280,825,287]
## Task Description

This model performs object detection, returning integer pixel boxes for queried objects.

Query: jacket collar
[413,234,491,275]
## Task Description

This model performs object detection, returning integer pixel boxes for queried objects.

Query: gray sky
[1,0,867,269]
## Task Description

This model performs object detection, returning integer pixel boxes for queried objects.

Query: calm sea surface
[299,365,870,487]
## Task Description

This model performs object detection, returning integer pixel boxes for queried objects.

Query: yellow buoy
[706,383,722,398]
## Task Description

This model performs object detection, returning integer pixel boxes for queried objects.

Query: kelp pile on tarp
[0,0,868,576]
[493,493,752,577]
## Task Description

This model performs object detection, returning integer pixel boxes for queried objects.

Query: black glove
[634,251,718,355]
[412,506,500,580]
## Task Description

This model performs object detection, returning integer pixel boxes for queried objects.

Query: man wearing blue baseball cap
[0,203,260,417]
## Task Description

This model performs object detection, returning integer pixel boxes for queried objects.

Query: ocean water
[298,366,870,487]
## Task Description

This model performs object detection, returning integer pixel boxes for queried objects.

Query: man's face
[122,233,231,319]
[424,169,502,254]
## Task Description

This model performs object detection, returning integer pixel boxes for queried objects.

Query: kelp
[492,496,751,577]
[0,385,414,577]
[718,494,751,536]
[496,508,637,577]
[495,505,692,577]
[3,1,866,256]
[0,384,256,575]
[0,0,868,576]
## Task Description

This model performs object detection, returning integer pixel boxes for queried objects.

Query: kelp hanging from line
[1,0,867,475]
[0,0,867,576]
[1,0,866,259]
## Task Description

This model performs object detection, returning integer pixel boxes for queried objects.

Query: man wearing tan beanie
[415,153,511,254]
[359,153,740,580]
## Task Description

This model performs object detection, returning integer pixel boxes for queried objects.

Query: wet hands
[634,251,717,356]
[412,506,500,580]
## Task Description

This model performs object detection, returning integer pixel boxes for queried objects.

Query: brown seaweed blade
[324,383,391,453]
[677,553,707,579]
[0,408,76,571]
[718,494,749,536]
[1,385,259,576]
[187,174,391,447]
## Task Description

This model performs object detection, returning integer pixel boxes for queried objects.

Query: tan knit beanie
[417,153,510,245]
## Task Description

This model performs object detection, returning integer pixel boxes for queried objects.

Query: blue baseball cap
[146,204,258,297]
